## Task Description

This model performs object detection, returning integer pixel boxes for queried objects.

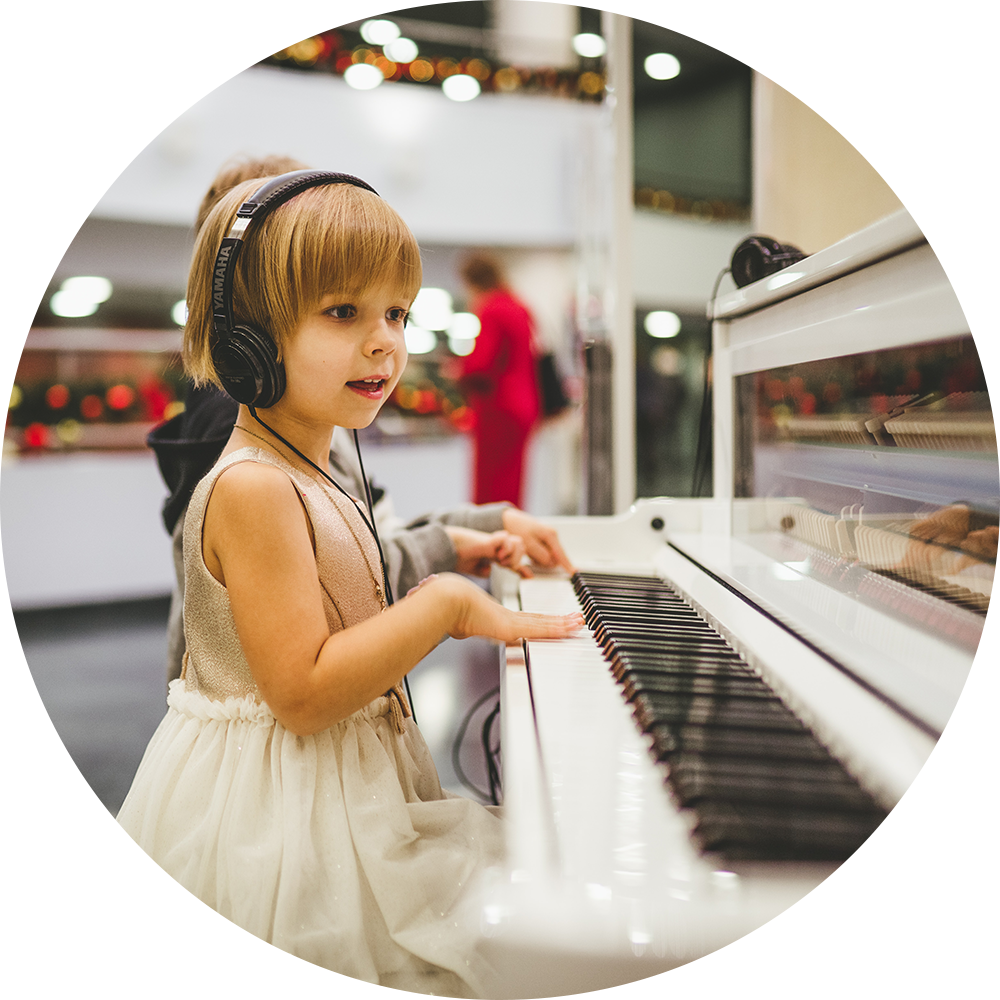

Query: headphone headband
[211,170,379,341]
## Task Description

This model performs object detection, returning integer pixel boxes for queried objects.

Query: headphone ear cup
[730,236,806,288]
[212,324,286,407]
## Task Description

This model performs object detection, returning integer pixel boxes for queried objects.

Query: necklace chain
[232,423,386,610]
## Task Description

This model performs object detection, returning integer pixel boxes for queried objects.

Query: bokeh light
[105,384,135,410]
[9,384,22,410]
[80,395,104,420]
[442,74,481,102]
[410,287,454,330]
[644,310,682,338]
[360,19,400,46]
[447,312,481,339]
[448,338,477,357]
[50,290,98,318]
[171,299,188,326]
[408,59,435,82]
[56,419,83,444]
[644,52,681,80]
[344,63,384,90]
[61,276,112,302]
[45,384,70,409]
[572,33,607,58]
[384,37,418,63]
[404,325,438,355]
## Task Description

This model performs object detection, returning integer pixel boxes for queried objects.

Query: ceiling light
[405,325,438,355]
[384,37,418,63]
[360,19,400,46]
[344,63,384,90]
[572,33,607,58]
[644,310,682,338]
[644,53,681,80]
[442,74,481,102]
[309,0,351,14]
[447,312,481,339]
[448,337,476,357]
[171,299,188,326]
[60,275,112,302]
[410,287,454,330]
[50,290,98,318]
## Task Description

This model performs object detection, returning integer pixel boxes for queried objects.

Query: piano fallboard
[481,500,964,997]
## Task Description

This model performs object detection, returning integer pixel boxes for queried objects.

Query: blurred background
[2,1,903,814]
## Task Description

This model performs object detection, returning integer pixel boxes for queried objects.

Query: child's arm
[202,462,582,736]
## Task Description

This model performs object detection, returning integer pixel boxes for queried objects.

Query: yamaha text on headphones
[210,169,379,407]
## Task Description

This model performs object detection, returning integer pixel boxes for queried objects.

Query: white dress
[118,448,504,996]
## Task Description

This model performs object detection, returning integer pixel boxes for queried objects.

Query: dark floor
[16,598,501,815]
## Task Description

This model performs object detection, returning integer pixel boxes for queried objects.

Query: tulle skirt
[118,681,504,996]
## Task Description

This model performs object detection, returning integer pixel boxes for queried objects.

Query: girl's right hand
[429,573,584,643]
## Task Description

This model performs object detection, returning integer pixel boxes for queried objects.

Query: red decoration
[23,423,50,449]
[46,384,70,409]
[106,384,135,411]
[80,394,104,420]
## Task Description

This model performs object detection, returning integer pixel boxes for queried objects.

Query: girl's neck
[236,404,335,472]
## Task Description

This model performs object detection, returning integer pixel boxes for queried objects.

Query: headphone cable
[691,266,731,497]
[248,407,416,720]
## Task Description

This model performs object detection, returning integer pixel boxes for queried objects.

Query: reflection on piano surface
[479,211,996,998]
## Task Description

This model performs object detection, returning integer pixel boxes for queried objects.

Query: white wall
[94,64,599,247]
[633,208,752,311]
[1,453,173,609]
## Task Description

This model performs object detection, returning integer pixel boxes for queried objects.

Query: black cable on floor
[451,685,501,804]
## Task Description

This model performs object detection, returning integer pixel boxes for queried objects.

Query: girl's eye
[387,308,409,324]
[326,304,356,319]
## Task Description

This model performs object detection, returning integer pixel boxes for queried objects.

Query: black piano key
[621,673,777,701]
[647,722,836,763]
[667,756,878,811]
[571,570,889,863]
[610,659,754,686]
[631,692,806,732]
[691,801,886,861]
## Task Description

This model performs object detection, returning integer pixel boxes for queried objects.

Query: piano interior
[479,211,996,998]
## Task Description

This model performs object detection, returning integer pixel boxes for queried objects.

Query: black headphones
[730,235,807,288]
[210,169,379,407]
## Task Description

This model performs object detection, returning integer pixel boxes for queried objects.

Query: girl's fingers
[508,611,584,641]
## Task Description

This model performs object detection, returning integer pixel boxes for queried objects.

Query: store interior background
[2,2,901,814]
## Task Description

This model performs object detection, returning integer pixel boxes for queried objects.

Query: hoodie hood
[147,385,238,534]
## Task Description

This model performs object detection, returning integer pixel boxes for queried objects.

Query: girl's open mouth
[346,377,387,399]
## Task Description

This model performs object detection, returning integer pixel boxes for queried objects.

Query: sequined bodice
[181,447,386,702]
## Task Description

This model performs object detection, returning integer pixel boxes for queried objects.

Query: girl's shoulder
[204,448,306,508]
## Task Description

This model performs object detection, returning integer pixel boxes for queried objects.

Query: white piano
[480,210,995,997]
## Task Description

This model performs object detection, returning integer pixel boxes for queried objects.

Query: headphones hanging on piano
[210,169,379,407]
[729,235,807,288]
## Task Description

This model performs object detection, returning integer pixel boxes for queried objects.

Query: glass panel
[734,335,997,630]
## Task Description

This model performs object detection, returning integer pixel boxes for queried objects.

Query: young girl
[117,172,581,996]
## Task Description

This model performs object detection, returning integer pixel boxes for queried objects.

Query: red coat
[459,288,540,430]
[459,287,540,506]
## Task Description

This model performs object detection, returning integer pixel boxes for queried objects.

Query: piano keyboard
[572,570,888,861]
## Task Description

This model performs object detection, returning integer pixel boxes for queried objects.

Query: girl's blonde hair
[183,179,423,387]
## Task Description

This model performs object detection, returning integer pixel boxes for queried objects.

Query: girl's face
[277,280,410,429]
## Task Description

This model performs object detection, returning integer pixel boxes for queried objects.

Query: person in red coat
[457,254,541,507]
